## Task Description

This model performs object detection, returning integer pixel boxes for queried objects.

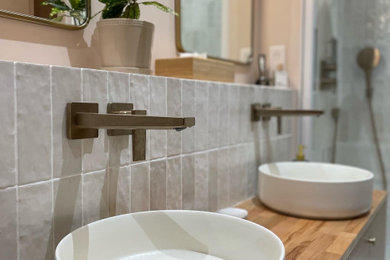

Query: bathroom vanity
[238,190,387,260]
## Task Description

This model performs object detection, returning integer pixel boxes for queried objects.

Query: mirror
[0,0,89,29]
[175,0,253,64]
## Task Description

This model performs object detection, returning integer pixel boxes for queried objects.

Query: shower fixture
[357,47,387,190]
[320,38,338,90]
[357,47,381,98]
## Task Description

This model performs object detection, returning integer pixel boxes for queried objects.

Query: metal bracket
[67,102,99,139]
[251,103,271,122]
[107,103,146,161]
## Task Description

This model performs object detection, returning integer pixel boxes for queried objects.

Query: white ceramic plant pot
[97,18,154,72]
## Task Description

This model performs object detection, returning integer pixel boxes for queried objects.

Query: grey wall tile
[208,83,220,149]
[240,86,254,143]
[217,148,230,209]
[108,136,131,168]
[182,80,195,153]
[195,81,209,151]
[218,85,230,146]
[0,188,17,260]
[82,69,109,173]
[150,76,167,159]
[228,85,240,144]
[108,71,130,102]
[182,155,195,210]
[228,146,241,205]
[194,152,209,211]
[82,170,109,224]
[166,157,182,210]
[131,162,150,212]
[0,61,16,188]
[82,69,108,110]
[52,66,82,178]
[247,143,258,197]
[16,63,51,185]
[130,74,149,111]
[53,175,82,246]
[109,166,131,216]
[167,78,182,156]
[150,159,167,210]
[19,181,53,260]
[238,145,249,201]
[208,151,218,212]
[108,72,131,168]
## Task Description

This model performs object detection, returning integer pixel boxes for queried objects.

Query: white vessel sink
[259,162,374,219]
[56,210,284,260]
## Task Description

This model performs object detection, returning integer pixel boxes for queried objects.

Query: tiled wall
[0,60,296,260]
[311,0,390,257]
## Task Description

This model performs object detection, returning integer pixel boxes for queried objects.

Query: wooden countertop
[237,190,387,260]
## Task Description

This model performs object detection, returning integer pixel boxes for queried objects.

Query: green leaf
[121,3,140,19]
[69,0,81,9]
[98,0,126,4]
[140,1,178,16]
[102,1,127,19]
[41,0,70,11]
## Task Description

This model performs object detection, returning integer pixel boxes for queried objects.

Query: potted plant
[95,0,177,73]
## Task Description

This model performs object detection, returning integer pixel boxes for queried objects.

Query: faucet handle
[132,110,147,161]
[107,103,134,136]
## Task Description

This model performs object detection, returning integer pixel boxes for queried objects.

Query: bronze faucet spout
[251,103,323,122]
[75,113,195,130]
[67,102,195,161]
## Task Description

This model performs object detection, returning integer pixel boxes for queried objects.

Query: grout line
[80,69,84,225]
[179,80,183,156]
[7,134,293,189]
[128,72,132,165]
[49,65,55,255]
[106,71,110,218]
[148,76,151,211]
[164,77,168,159]
[14,62,20,260]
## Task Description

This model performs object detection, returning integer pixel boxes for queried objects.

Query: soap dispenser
[294,145,307,161]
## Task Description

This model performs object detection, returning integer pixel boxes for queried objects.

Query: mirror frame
[175,0,254,65]
[0,0,90,30]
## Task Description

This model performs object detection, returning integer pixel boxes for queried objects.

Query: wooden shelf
[237,190,387,260]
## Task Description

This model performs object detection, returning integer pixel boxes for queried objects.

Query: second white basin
[56,210,284,260]
[259,162,374,219]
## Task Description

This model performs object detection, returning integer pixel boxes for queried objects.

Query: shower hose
[367,89,388,190]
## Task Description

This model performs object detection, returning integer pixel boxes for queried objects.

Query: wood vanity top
[236,190,387,260]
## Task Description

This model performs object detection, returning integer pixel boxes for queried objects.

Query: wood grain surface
[237,190,387,260]
[155,57,235,83]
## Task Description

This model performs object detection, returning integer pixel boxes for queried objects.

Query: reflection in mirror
[177,0,253,64]
[0,0,89,28]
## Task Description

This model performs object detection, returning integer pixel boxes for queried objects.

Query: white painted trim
[300,0,316,157]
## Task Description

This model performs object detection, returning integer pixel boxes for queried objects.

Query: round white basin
[56,210,284,260]
[258,162,374,219]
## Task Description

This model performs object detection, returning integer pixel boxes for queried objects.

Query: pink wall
[0,0,302,86]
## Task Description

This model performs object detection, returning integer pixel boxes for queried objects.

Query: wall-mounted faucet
[251,103,323,134]
[67,102,195,161]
